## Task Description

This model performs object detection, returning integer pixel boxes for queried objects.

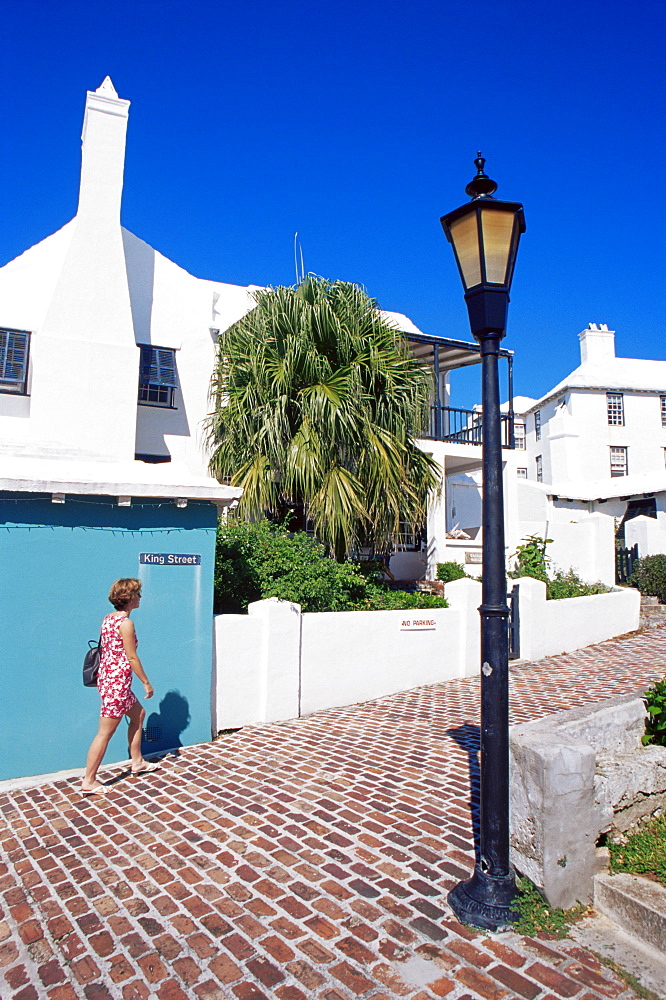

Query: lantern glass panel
[480,208,515,284]
[449,212,481,289]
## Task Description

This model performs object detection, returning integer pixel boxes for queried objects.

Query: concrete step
[593,872,666,955]
[567,873,666,996]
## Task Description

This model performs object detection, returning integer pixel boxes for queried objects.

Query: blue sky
[2,0,664,406]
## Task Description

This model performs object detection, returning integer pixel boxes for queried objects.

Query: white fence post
[444,577,482,677]
[213,597,301,730]
[516,577,548,662]
[249,597,302,722]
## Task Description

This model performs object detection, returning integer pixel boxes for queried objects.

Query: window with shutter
[0,329,30,394]
[610,446,628,477]
[138,345,178,407]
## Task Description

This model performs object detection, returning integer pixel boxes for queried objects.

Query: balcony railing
[425,406,514,448]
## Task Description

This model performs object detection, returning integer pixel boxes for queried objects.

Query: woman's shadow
[447,722,481,862]
[142,690,191,756]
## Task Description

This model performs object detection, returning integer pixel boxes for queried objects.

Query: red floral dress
[97,613,138,719]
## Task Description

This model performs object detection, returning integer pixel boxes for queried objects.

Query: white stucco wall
[508,490,617,585]
[212,580,640,730]
[123,227,259,474]
[213,581,482,729]
[299,605,465,715]
[517,577,640,660]
[624,513,666,557]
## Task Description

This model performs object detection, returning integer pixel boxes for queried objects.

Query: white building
[1,78,459,515]
[442,325,666,586]
[0,77,255,500]
[0,80,251,779]
[517,324,666,488]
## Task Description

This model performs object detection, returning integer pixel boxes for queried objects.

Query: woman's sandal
[130,761,160,777]
[81,784,108,796]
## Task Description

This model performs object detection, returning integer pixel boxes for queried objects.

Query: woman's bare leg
[127,701,146,768]
[83,717,121,790]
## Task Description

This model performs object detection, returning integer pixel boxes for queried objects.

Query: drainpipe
[433,344,442,439]
[507,353,515,450]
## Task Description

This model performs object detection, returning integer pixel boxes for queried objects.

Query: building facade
[443,325,666,585]
[517,324,666,488]
[0,79,245,780]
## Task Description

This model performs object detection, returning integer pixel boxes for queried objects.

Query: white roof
[519,358,666,415]
[0,457,242,504]
[501,395,537,414]
[547,471,666,502]
[380,309,426,336]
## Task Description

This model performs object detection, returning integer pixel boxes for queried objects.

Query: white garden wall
[624,513,666,559]
[212,577,641,732]
[299,585,478,716]
[517,576,640,661]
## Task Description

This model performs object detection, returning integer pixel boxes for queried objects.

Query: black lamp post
[440,154,525,931]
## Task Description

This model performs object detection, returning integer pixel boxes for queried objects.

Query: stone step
[593,872,666,956]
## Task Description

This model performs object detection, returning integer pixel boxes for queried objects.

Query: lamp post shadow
[447,722,481,863]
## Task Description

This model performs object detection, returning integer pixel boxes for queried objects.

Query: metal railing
[616,543,639,585]
[426,406,514,448]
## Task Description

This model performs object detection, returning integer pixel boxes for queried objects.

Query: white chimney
[578,323,616,364]
[77,77,130,226]
[29,79,139,463]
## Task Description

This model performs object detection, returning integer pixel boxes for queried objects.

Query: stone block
[510,693,666,909]
[510,730,603,908]
[595,746,666,835]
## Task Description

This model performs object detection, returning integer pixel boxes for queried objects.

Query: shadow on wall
[123,228,191,455]
[142,690,191,755]
[447,722,481,862]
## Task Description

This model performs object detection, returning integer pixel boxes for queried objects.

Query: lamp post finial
[465,152,498,200]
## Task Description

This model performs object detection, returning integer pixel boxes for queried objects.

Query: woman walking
[82,578,158,795]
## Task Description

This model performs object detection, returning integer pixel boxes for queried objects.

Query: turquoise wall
[0,493,217,781]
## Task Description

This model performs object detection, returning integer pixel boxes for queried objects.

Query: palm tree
[207,276,440,560]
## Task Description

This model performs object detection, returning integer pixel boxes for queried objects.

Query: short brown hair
[108,578,142,610]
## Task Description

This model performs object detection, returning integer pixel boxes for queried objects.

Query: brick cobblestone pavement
[2,625,666,1000]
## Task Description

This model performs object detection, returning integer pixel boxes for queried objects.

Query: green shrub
[631,554,666,604]
[546,569,610,601]
[215,519,368,613]
[509,534,551,582]
[436,561,466,582]
[214,519,447,613]
[643,676,666,746]
[358,586,447,611]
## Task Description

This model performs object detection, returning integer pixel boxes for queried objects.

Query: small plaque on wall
[400,619,437,631]
[140,553,201,565]
[465,551,482,564]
